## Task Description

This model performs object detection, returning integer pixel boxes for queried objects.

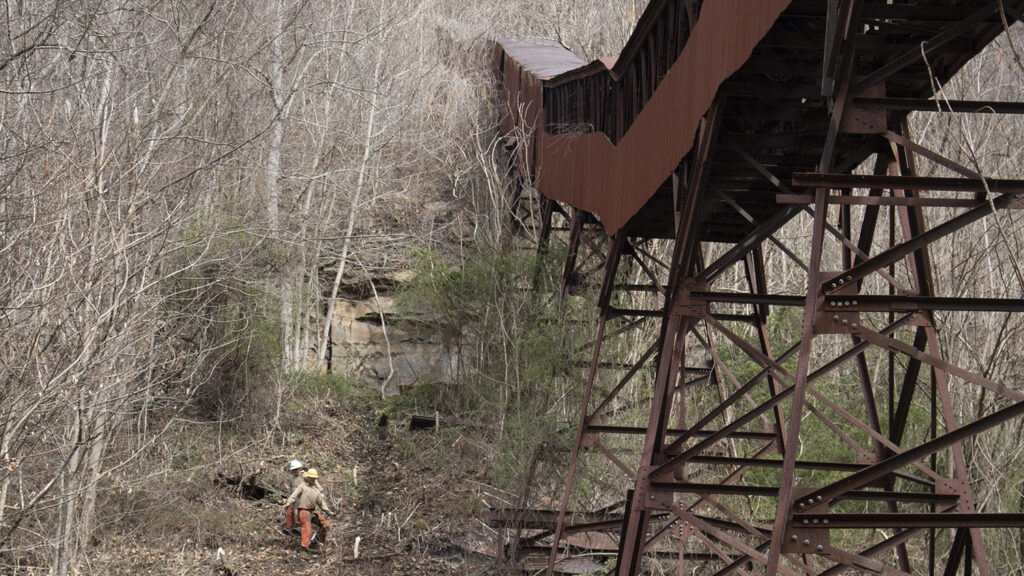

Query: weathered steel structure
[493,0,1024,574]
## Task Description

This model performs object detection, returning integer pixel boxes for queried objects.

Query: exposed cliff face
[326,280,452,396]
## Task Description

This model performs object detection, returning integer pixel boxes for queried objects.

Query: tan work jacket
[285,482,332,514]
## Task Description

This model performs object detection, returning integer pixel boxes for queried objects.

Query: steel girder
[538,123,1024,576]
[534,8,1024,576]
[492,1,1024,575]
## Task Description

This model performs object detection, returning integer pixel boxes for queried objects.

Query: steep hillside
[69,395,499,576]
[0,2,644,573]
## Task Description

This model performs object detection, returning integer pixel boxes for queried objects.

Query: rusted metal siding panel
[495,39,586,177]
[535,0,793,236]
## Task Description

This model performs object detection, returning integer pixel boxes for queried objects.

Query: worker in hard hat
[284,460,304,531]
[283,468,332,549]
[288,459,305,478]
[283,459,322,531]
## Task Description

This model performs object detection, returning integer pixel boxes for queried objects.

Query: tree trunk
[294,0,357,371]
[314,7,388,371]
[75,385,112,571]
[53,401,85,576]
[267,0,295,373]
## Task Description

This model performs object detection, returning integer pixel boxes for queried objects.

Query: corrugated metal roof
[496,38,586,80]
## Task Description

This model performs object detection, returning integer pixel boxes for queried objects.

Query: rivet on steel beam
[844,301,850,306]
[833,315,839,321]
[803,539,810,546]
[791,535,798,541]
[851,300,857,306]
[851,323,858,329]
[649,495,655,500]
[842,319,848,326]
[831,301,840,307]
[817,545,824,551]
[803,519,809,524]
[830,282,837,289]
[847,275,853,282]
[816,496,822,501]
[838,278,845,285]
[823,519,829,525]
[798,503,805,509]
[807,499,814,505]
[813,519,819,524]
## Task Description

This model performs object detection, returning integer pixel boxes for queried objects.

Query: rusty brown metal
[492,1,1024,575]
[494,38,587,176]
[497,1,792,236]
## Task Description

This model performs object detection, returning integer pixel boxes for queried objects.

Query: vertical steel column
[616,103,722,576]
[767,2,862,572]
[892,116,990,574]
[560,209,585,301]
[546,233,627,576]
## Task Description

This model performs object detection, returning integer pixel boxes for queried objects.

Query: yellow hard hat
[305,468,319,479]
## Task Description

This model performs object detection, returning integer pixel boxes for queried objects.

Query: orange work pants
[285,504,296,528]
[298,509,328,548]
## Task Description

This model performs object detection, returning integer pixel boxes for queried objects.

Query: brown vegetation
[5,0,1024,574]
[0,1,647,574]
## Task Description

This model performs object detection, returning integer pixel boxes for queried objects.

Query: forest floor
[85,390,509,576]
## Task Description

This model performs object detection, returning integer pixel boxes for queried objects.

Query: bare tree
[0,1,293,571]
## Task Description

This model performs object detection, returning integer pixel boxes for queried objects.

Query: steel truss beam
[496,1,1024,575]
[537,119,1024,575]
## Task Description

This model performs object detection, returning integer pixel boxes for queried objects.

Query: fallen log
[407,412,448,431]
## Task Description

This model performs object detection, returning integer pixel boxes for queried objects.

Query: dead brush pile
[71,399,499,576]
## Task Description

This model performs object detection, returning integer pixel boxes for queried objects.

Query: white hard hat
[288,459,304,471]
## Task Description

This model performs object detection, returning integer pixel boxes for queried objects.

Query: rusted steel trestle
[493,1,1024,574]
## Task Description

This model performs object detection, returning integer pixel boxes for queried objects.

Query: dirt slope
[89,400,500,576]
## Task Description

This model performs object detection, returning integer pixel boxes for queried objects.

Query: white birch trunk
[53,401,84,576]
[293,0,358,370]
[0,434,10,533]
[266,0,294,371]
[314,9,388,371]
